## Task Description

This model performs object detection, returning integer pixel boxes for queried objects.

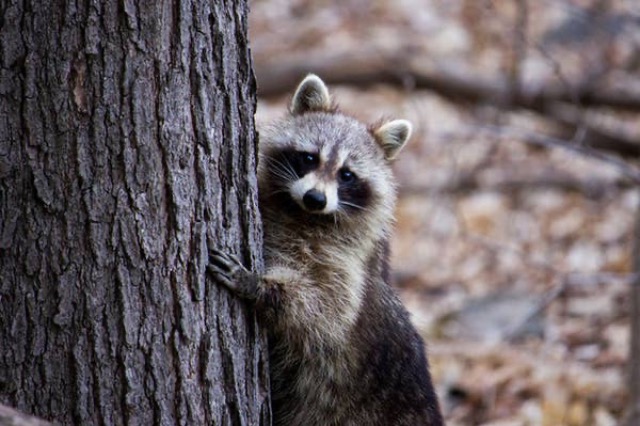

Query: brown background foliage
[250,0,640,424]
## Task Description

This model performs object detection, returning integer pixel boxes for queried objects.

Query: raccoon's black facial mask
[337,174,372,212]
[264,147,372,217]
[270,149,320,180]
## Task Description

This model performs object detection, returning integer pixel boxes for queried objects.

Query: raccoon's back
[348,278,443,425]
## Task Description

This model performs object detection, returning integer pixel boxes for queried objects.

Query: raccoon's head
[259,74,411,229]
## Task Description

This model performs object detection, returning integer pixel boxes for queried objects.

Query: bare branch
[255,49,640,111]
[255,50,640,157]
[400,174,633,198]
[468,125,640,183]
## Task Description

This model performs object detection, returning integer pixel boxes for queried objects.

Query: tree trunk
[0,1,269,425]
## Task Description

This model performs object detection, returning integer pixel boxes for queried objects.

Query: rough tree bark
[0,1,269,425]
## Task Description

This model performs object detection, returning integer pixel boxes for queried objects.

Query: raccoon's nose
[303,189,327,211]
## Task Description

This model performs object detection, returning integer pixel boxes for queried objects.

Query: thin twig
[460,232,636,342]
[505,276,567,342]
[400,175,633,198]
[470,124,640,184]
[625,195,640,425]
[510,0,529,96]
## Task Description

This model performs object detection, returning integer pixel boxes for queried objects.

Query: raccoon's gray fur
[209,75,443,425]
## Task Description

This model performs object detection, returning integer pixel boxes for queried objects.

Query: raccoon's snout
[303,189,327,211]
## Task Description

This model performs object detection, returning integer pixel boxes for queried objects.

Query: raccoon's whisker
[271,160,294,175]
[268,161,295,177]
[268,169,295,182]
[281,159,297,177]
[271,158,297,178]
[265,188,291,198]
[269,162,298,183]
[334,209,353,227]
[338,201,366,211]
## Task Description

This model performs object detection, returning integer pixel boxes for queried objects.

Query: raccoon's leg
[207,249,261,299]
[207,249,302,313]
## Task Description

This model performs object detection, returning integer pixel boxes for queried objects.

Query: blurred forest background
[248,0,639,425]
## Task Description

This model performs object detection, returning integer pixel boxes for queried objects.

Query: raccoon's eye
[300,152,319,166]
[338,168,356,183]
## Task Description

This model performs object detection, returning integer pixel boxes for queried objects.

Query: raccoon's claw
[208,249,243,286]
[207,249,257,298]
[209,249,244,273]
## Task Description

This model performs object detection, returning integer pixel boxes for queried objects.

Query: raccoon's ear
[290,74,331,115]
[373,119,412,160]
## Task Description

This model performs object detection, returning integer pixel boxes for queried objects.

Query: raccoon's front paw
[207,249,259,299]
[207,249,247,288]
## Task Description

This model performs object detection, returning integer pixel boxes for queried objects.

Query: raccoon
[209,75,443,425]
